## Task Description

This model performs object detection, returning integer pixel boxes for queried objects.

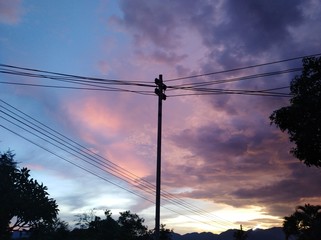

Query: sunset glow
[1,0,321,235]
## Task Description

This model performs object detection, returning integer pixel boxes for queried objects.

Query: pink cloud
[106,141,153,177]
[0,0,23,24]
[64,96,123,138]
[61,95,157,177]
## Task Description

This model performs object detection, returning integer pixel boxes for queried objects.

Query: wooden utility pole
[154,74,166,240]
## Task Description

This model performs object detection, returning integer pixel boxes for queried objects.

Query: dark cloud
[166,111,321,216]
[222,1,303,50]
[117,0,183,49]
[194,0,306,68]
[232,164,321,215]
[164,94,319,218]
[62,0,321,225]
[135,49,187,65]
[110,0,321,215]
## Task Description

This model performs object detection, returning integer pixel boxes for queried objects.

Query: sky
[1,0,321,234]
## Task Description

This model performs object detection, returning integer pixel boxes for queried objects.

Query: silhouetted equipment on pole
[154,74,166,240]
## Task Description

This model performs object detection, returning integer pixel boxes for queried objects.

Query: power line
[167,86,292,98]
[2,53,320,85]
[1,54,313,230]
[0,65,299,98]
[0,123,155,204]
[164,67,299,98]
[0,114,233,230]
[0,81,155,95]
[164,53,321,82]
[0,126,234,231]
[0,64,151,84]
[0,80,291,98]
[1,119,235,232]
[167,68,301,89]
[0,99,236,230]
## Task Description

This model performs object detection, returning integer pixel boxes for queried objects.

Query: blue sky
[1,0,321,234]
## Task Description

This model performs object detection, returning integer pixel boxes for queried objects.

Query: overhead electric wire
[1,64,296,98]
[0,101,161,200]
[0,81,155,96]
[0,124,155,204]
[1,122,233,231]
[163,67,299,98]
[166,87,292,98]
[1,122,234,230]
[0,100,236,230]
[0,64,152,85]
[0,66,156,95]
[164,53,321,82]
[1,54,315,229]
[0,114,234,231]
[0,110,156,197]
[167,67,301,89]
[2,53,317,98]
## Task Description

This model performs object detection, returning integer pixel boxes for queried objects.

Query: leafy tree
[270,56,321,167]
[117,211,149,240]
[159,224,173,240]
[0,150,59,239]
[283,204,321,240]
[75,209,97,229]
[148,224,173,240]
[30,218,70,240]
[73,209,152,240]
[283,215,299,240]
[89,210,119,240]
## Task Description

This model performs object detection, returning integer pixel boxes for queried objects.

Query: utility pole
[154,74,166,240]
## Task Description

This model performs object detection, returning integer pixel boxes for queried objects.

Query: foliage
[148,224,173,240]
[75,209,97,229]
[270,56,321,167]
[72,209,172,240]
[30,218,70,240]
[233,225,248,240]
[0,150,59,239]
[117,210,149,240]
[0,151,172,240]
[283,204,321,240]
[89,210,120,240]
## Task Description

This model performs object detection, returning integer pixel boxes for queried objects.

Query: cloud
[162,92,316,218]
[192,0,306,67]
[135,49,188,65]
[232,164,321,216]
[61,95,157,177]
[114,0,321,86]
[0,0,23,24]
[3,0,321,232]
[116,0,184,49]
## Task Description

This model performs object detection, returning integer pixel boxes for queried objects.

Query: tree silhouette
[233,225,248,240]
[283,215,298,240]
[151,224,173,240]
[72,209,153,240]
[30,218,69,240]
[89,210,119,240]
[283,204,321,240]
[117,211,149,240]
[0,150,59,239]
[270,56,321,167]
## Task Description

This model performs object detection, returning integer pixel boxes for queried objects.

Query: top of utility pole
[155,74,167,100]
